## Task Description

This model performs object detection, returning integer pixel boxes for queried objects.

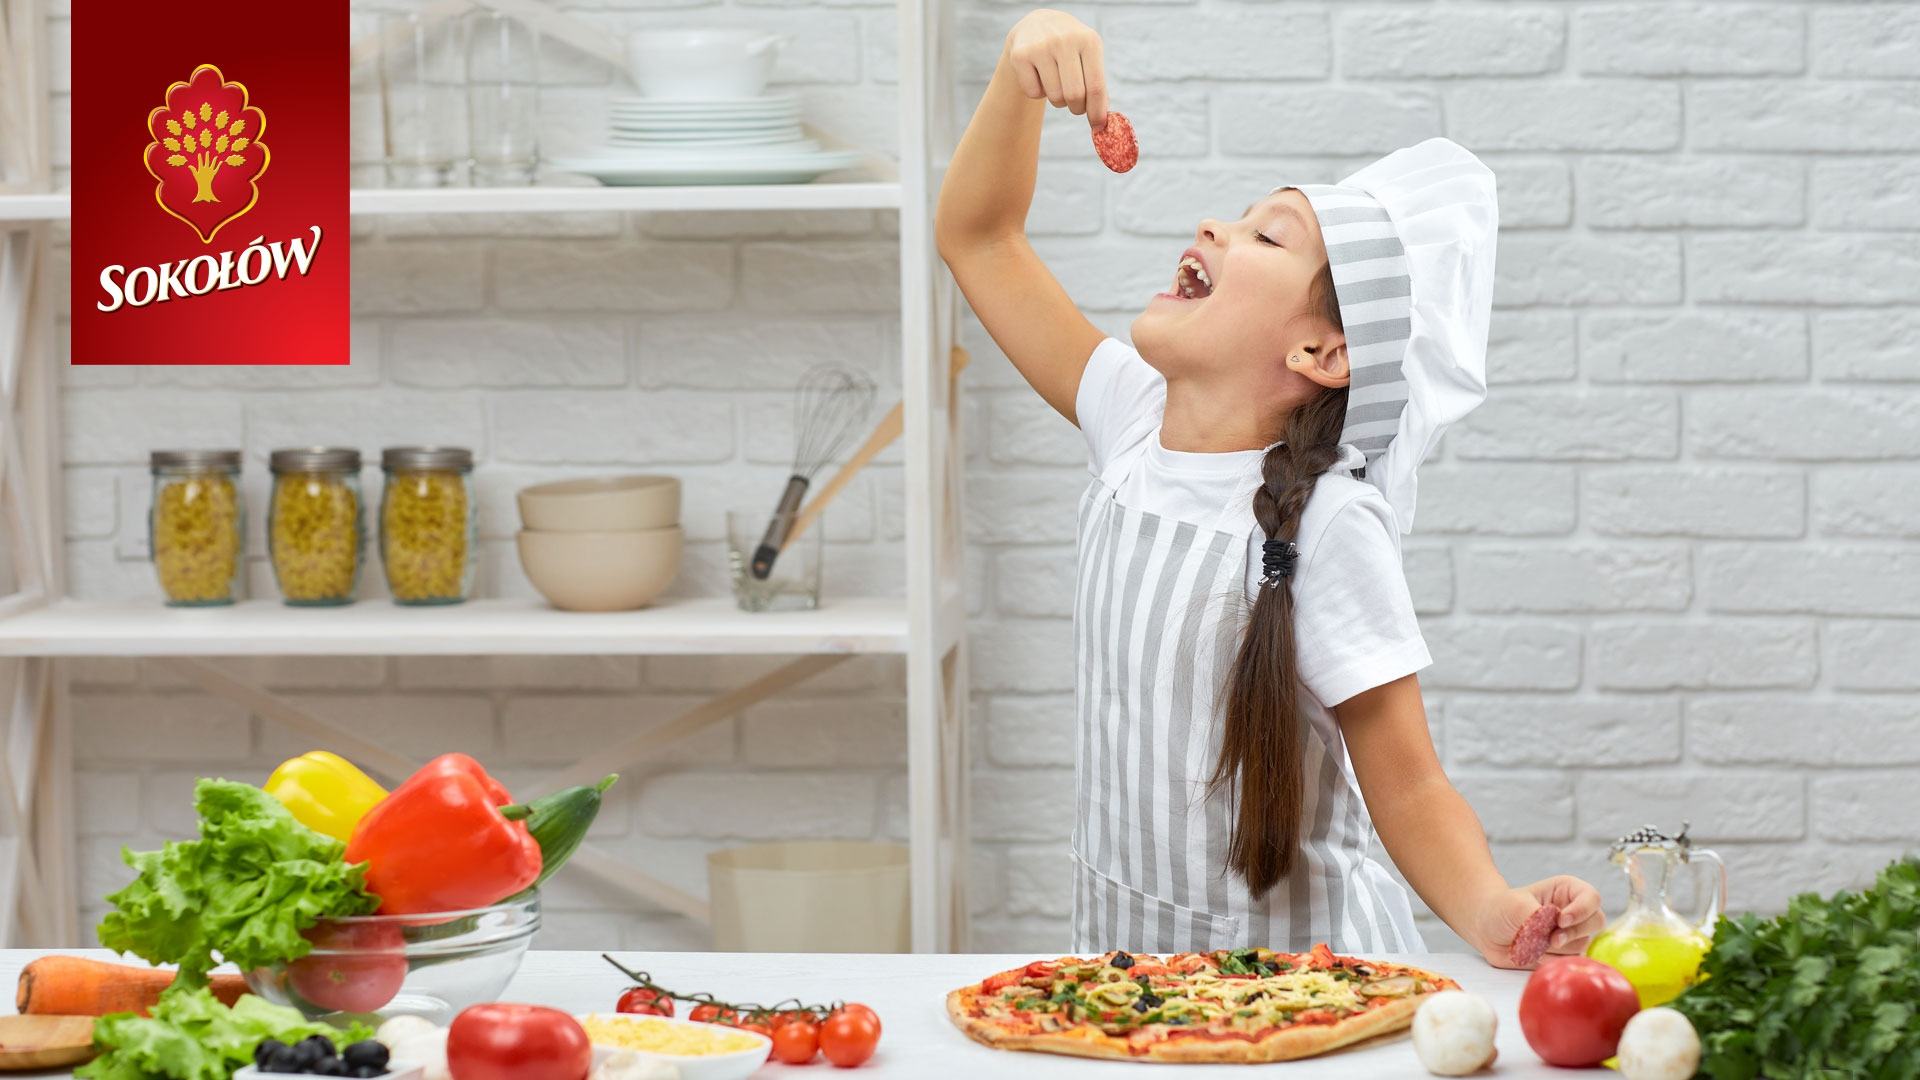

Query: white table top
[0,949,1560,1077]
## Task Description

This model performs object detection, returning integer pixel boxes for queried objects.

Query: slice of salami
[1091,112,1137,173]
[1509,903,1561,968]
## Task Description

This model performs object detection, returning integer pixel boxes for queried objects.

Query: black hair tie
[1260,539,1299,586]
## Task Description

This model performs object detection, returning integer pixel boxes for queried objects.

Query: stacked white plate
[553,93,862,186]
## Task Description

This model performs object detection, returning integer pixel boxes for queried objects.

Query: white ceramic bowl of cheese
[578,1013,770,1080]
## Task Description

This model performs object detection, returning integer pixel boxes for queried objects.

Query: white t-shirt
[1076,337,1431,707]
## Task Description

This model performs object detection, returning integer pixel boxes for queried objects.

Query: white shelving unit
[0,0,968,950]
[0,598,918,657]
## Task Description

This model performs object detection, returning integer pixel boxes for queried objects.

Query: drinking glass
[466,12,540,186]
[380,12,467,187]
[728,508,824,612]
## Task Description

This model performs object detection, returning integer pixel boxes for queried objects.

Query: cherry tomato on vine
[771,1017,821,1065]
[616,986,675,1017]
[690,1003,739,1025]
[820,1006,881,1067]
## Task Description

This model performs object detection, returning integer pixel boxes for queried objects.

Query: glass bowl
[245,895,539,1023]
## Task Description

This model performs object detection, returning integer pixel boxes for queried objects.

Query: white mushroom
[374,1014,438,1049]
[1617,1007,1702,1080]
[388,1029,450,1080]
[1411,991,1499,1076]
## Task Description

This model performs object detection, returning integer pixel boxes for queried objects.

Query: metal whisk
[751,364,876,579]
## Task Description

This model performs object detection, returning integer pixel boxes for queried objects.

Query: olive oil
[1589,823,1727,1009]
[1587,922,1712,1007]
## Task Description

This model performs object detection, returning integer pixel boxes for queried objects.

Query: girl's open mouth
[1159,252,1214,301]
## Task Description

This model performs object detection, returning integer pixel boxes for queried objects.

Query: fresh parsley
[1672,857,1920,1079]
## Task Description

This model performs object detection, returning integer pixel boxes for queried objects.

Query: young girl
[938,10,1605,966]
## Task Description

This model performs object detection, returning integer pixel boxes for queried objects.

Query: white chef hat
[1274,138,1498,533]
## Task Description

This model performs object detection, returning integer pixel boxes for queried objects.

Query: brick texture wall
[43,1,1920,952]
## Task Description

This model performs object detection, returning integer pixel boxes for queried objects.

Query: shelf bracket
[167,659,420,782]
[545,653,850,792]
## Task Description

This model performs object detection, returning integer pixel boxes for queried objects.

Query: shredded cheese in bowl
[581,1015,766,1057]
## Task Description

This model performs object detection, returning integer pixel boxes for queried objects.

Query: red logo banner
[71,2,349,365]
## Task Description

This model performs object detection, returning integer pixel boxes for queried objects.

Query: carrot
[16,956,250,1016]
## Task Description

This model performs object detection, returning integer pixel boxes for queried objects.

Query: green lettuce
[77,985,371,1080]
[1673,857,1920,1078]
[98,779,378,985]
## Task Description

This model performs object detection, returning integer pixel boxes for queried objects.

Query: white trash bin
[708,841,911,953]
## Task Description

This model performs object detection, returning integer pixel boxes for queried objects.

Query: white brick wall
[44,2,1917,953]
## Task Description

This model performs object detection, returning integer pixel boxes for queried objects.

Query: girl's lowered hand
[1470,875,1607,969]
[1003,9,1109,128]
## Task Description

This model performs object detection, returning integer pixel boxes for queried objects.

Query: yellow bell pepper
[265,751,388,842]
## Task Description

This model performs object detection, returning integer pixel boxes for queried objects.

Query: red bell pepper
[344,753,542,914]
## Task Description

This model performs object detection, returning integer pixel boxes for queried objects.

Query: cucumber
[502,774,617,894]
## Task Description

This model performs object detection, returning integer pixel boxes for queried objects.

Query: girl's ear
[1285,332,1350,389]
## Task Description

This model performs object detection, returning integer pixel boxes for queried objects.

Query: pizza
[946,944,1459,1063]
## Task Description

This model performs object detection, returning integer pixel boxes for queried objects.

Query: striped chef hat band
[1269,138,1500,534]
[1291,184,1412,462]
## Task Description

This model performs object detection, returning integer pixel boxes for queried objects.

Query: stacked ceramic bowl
[515,477,682,611]
[552,30,862,186]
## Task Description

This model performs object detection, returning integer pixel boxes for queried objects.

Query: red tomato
[980,969,1023,993]
[689,1003,738,1025]
[771,1018,820,1065]
[819,1006,881,1068]
[1517,956,1641,1067]
[837,1002,881,1037]
[287,920,407,1014]
[447,1003,592,1080]
[616,986,674,1017]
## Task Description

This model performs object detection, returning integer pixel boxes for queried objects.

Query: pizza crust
[946,957,1452,1064]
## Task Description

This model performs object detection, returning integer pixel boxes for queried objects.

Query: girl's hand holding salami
[1472,875,1607,969]
[1002,9,1109,129]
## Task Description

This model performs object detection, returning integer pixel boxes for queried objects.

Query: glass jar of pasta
[379,446,476,605]
[268,447,364,606]
[148,450,245,606]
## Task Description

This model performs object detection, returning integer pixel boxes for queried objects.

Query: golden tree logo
[166,103,251,203]
[144,64,270,244]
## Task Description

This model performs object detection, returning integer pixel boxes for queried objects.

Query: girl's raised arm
[936,10,1109,424]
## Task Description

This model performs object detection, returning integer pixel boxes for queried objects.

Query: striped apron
[1068,471,1425,956]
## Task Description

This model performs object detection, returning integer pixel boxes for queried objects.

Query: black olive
[342,1042,389,1070]
[255,1039,288,1066]
[1110,951,1134,970]
[295,1035,336,1065]
[313,1056,350,1077]
[263,1044,304,1073]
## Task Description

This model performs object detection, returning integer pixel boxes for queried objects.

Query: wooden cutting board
[0,1015,97,1070]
